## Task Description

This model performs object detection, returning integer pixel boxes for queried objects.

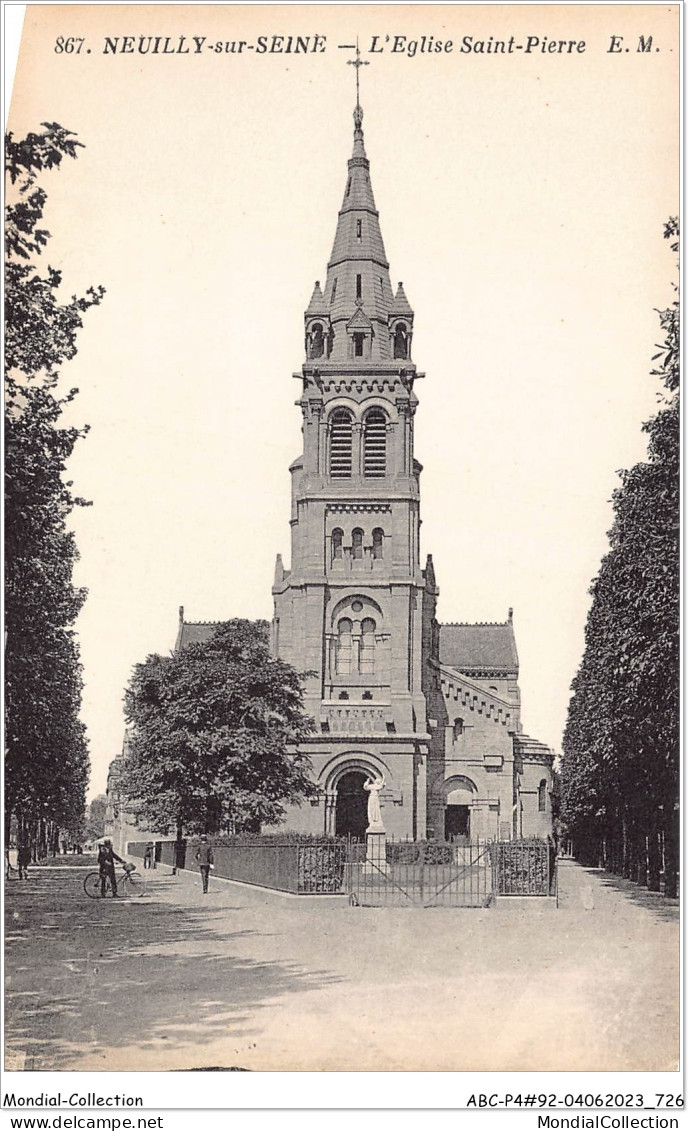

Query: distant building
[176,96,554,842]
[104,730,146,855]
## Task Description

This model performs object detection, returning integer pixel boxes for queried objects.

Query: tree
[561,220,679,893]
[122,620,316,835]
[5,124,104,854]
[85,795,108,841]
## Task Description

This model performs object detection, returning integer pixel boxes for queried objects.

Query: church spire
[302,94,414,365]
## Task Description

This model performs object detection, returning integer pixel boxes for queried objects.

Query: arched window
[453,718,464,739]
[329,411,352,479]
[393,322,409,359]
[363,410,387,477]
[309,322,324,359]
[360,617,376,674]
[336,618,353,675]
[538,780,547,813]
[372,528,384,559]
[351,528,363,560]
[331,528,343,561]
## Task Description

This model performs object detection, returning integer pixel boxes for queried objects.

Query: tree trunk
[172,822,184,874]
[663,806,679,899]
[636,823,648,887]
[206,796,222,835]
[647,814,661,892]
[621,816,631,878]
[4,801,14,845]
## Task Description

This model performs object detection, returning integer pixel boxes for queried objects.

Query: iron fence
[140,838,347,894]
[131,835,555,900]
[345,838,495,907]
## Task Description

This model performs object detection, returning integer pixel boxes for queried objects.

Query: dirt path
[4,858,678,1071]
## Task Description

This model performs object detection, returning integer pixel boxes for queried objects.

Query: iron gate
[345,839,495,907]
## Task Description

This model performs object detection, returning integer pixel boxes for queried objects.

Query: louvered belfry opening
[330,410,353,479]
[363,409,387,477]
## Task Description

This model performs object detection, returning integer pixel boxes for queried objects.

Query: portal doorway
[335,771,369,840]
[445,804,470,843]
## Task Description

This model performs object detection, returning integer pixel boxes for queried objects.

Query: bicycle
[83,862,144,899]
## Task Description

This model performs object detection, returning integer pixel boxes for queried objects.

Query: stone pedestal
[363,828,389,874]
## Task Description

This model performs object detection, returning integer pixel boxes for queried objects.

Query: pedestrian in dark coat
[98,839,124,897]
[17,844,31,880]
[195,836,214,893]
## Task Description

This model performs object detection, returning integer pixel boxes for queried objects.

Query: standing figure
[195,835,214,894]
[363,775,386,829]
[17,843,31,880]
[98,839,124,897]
[143,842,154,870]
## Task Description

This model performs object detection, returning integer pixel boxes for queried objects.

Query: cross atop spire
[346,38,369,110]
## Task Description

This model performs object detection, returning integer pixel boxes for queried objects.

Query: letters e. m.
[607,33,655,53]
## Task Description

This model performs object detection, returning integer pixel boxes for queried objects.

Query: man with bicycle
[98,839,124,897]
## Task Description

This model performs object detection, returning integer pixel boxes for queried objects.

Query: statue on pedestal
[363,774,385,830]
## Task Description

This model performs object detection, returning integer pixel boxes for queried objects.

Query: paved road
[4,857,678,1071]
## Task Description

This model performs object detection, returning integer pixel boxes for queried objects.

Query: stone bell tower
[272,95,440,839]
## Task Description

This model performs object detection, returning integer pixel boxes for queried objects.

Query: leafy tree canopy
[560,219,679,887]
[122,620,316,835]
[5,123,104,846]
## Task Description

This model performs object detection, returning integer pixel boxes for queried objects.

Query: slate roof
[174,620,219,652]
[439,619,519,674]
[311,103,413,359]
[514,734,553,760]
[390,282,414,318]
[305,281,328,316]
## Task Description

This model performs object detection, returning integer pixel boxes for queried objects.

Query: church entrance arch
[445,804,470,842]
[444,776,477,844]
[335,771,369,840]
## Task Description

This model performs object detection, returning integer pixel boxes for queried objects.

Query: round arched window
[336,617,353,675]
[330,411,353,479]
[309,322,324,359]
[393,322,408,359]
[331,528,343,561]
[363,410,387,477]
[360,617,376,674]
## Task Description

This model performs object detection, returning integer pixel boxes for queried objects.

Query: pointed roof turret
[306,280,328,316]
[390,282,414,319]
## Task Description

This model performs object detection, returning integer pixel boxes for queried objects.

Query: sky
[7,4,679,801]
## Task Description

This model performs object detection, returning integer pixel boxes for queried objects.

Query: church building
[177,93,554,843]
